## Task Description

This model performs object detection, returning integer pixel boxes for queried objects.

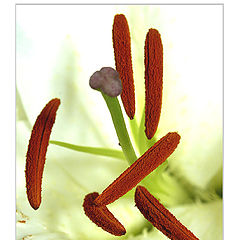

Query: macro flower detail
[145,28,163,139]
[89,67,122,97]
[94,132,180,207]
[135,186,199,240]
[113,14,135,119]
[83,192,126,236]
[25,98,60,210]
[83,132,180,236]
[82,13,200,239]
[17,6,222,240]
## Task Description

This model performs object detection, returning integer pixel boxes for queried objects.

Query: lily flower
[16,5,222,240]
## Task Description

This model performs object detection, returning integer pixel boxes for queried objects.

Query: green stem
[50,140,125,160]
[101,92,137,164]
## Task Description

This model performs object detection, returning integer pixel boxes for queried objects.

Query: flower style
[16,5,222,240]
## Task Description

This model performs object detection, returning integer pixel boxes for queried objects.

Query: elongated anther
[135,186,199,240]
[145,28,163,139]
[94,132,180,206]
[83,192,126,236]
[25,98,60,210]
[113,14,135,119]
